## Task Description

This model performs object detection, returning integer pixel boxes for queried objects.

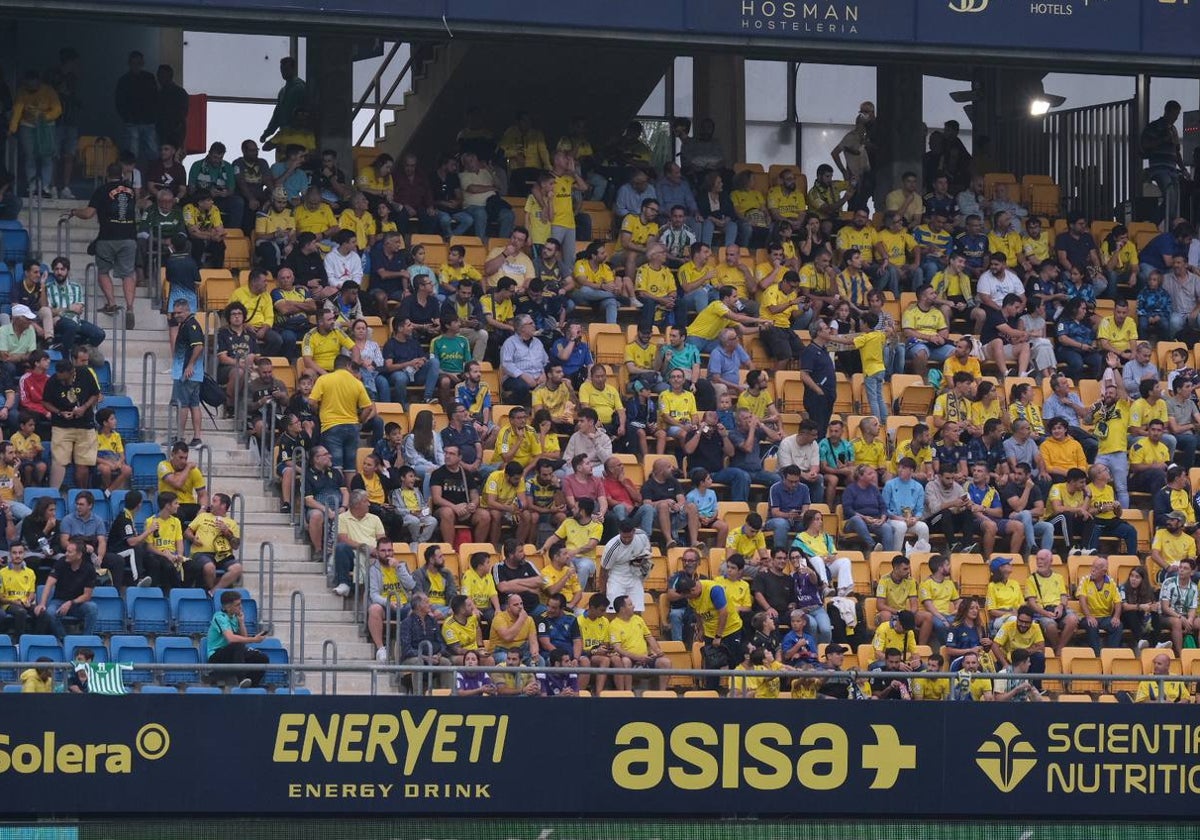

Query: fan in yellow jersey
[874,211,920,294]
[613,197,661,280]
[1076,555,1123,654]
[674,575,745,663]
[145,492,186,586]
[988,211,1024,267]
[608,594,670,691]
[460,551,500,622]
[442,595,493,665]
[577,593,619,693]
[1135,652,1196,703]
[1023,549,1078,656]
[876,554,919,624]
[732,648,787,698]
[917,555,960,646]
[293,187,339,239]
[634,245,678,327]
[984,555,1026,634]
[0,544,36,634]
[766,169,806,224]
[871,610,919,665]
[989,607,1045,671]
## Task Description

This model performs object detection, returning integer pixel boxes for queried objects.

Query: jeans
[363,371,391,402]
[389,356,441,406]
[1147,164,1181,221]
[885,341,907,376]
[215,195,246,231]
[1084,616,1124,655]
[573,556,597,591]
[1085,517,1138,555]
[1008,511,1055,553]
[1169,311,1200,338]
[464,205,514,242]
[1055,347,1102,380]
[700,219,737,248]
[886,519,930,549]
[669,606,694,644]
[1175,433,1199,470]
[434,210,474,239]
[874,265,901,298]
[686,336,720,354]
[17,125,53,190]
[503,375,535,407]
[767,516,804,551]
[864,372,887,422]
[323,423,361,472]
[570,286,618,323]
[847,514,891,550]
[54,318,106,350]
[711,467,751,503]
[804,605,833,645]
[610,502,654,535]
[1095,453,1130,507]
[333,544,356,587]
[42,599,99,639]
[1139,314,1173,341]
[929,613,952,645]
[124,123,157,161]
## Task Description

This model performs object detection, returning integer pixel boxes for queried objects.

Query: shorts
[171,379,201,408]
[217,364,233,387]
[56,124,79,159]
[95,239,137,280]
[1035,609,1078,631]
[51,427,98,467]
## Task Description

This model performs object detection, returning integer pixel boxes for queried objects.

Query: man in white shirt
[599,520,653,617]
[971,252,1025,335]
[777,419,825,504]
[499,314,549,407]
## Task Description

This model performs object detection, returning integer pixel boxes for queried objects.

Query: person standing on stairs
[171,297,205,447]
[64,162,138,330]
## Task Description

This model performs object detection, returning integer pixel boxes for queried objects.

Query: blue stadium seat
[63,635,108,664]
[0,220,30,269]
[109,635,154,685]
[98,395,133,408]
[93,361,113,395]
[231,687,268,694]
[139,685,179,694]
[155,636,200,685]
[111,406,140,443]
[67,489,111,523]
[284,687,312,695]
[90,586,126,633]
[126,444,166,492]
[0,637,17,681]
[170,589,213,634]
[126,588,170,634]
[184,686,222,694]
[249,638,288,687]
[22,488,66,520]
[2,684,23,693]
[213,589,257,634]
[18,634,63,663]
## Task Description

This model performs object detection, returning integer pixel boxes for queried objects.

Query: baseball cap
[10,304,34,320]
[825,644,849,657]
[989,556,1013,573]
[1165,510,1186,522]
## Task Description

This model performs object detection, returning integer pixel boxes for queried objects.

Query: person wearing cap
[871,609,919,666]
[1150,510,1196,583]
[0,304,37,380]
[253,186,296,273]
[1024,549,1078,657]
[984,556,1024,634]
[816,644,867,700]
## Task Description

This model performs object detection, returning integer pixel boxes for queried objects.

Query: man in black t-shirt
[303,445,347,553]
[34,537,99,638]
[429,445,488,543]
[998,462,1054,555]
[66,162,138,327]
[43,359,100,493]
[492,538,542,613]
[981,293,1031,380]
[640,458,698,548]
[172,298,206,447]
[751,549,797,622]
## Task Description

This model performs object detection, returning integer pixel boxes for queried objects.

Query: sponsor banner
[446,0,688,34]
[685,0,918,43]
[1,696,1199,816]
[917,0,1142,54]
[1140,0,1200,58]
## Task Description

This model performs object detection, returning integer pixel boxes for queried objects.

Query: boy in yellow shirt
[10,413,46,488]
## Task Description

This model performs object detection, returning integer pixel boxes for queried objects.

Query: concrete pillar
[874,64,924,202]
[306,34,355,164]
[692,54,746,165]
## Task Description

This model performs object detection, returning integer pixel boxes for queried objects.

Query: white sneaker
[332,583,350,597]
[375,647,388,663]
[237,678,252,689]
[1081,548,1097,556]
[1137,639,1150,652]
[1068,547,1081,556]
[136,576,152,588]
[1156,641,1174,649]
[59,187,74,200]
[873,542,884,553]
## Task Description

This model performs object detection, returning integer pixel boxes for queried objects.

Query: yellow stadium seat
[224,231,250,270]
[1181,649,1200,676]
[660,640,694,688]
[199,271,236,312]
[774,370,806,413]
[1060,647,1102,695]
[683,690,720,698]
[1097,693,1119,703]
[1058,693,1093,702]
[891,374,935,416]
[599,690,635,697]
[717,501,751,532]
[1102,648,1140,692]
[263,357,296,393]
[591,324,626,365]
[642,690,677,698]
[374,402,409,434]
[983,173,1017,200]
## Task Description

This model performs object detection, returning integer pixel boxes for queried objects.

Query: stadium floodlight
[1029,98,1052,116]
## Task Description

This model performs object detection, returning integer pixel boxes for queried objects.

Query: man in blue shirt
[799,322,837,436]
[728,408,781,489]
[954,215,989,280]
[1138,222,1193,284]
[883,458,930,549]
[382,317,440,406]
[706,328,751,399]
[536,592,582,659]
[765,465,812,551]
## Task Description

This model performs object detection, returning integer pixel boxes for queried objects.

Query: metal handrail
[228,492,246,564]
[12,662,1196,700]
[56,216,69,259]
[140,351,157,439]
[260,400,278,490]
[112,302,127,394]
[291,446,307,538]
[321,639,338,695]
[354,47,420,148]
[257,540,276,631]
[235,353,253,445]
[353,544,372,632]
[27,181,42,258]
[288,590,306,690]
[196,443,214,499]
[203,310,221,384]
[85,262,99,328]
[148,224,163,311]
[352,40,402,120]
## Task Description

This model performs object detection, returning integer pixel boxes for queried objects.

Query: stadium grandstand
[3,0,1200,831]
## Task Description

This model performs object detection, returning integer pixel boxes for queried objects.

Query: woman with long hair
[1120,565,1161,651]
[1007,380,1045,440]
[348,318,389,401]
[698,171,737,248]
[943,596,993,669]
[402,409,444,494]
